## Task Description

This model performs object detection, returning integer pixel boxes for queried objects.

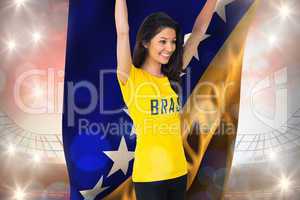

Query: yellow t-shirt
[117,64,187,182]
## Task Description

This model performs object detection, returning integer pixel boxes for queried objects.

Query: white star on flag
[79,176,109,200]
[215,0,236,22]
[180,72,187,77]
[123,107,129,115]
[103,137,134,177]
[184,33,210,61]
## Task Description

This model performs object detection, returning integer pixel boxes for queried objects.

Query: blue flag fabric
[63,0,256,199]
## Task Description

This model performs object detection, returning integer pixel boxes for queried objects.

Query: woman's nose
[166,42,175,52]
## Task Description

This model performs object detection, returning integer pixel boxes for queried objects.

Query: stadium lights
[14,0,28,8]
[14,188,26,200]
[279,4,291,19]
[32,31,42,43]
[268,151,277,161]
[33,153,41,163]
[279,176,291,192]
[268,34,277,45]
[7,40,17,51]
[7,144,16,155]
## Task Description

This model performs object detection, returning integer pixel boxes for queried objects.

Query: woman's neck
[142,58,163,76]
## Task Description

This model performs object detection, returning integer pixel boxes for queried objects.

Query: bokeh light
[13,188,26,200]
[6,39,17,51]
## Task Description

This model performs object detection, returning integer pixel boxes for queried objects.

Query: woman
[115,0,217,199]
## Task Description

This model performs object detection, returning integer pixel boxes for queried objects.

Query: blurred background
[0,0,299,199]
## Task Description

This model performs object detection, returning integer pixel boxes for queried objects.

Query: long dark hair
[133,12,183,94]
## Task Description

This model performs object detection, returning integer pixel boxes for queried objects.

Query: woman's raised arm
[115,0,132,85]
[182,0,217,70]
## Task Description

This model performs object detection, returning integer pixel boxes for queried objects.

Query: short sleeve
[117,64,137,105]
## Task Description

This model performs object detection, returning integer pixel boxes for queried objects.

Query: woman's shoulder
[130,64,144,76]
[131,64,141,71]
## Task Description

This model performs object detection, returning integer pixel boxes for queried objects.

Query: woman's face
[145,27,176,65]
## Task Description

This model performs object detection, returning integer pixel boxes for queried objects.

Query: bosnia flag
[62,0,258,199]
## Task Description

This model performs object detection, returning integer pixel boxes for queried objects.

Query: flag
[62,0,258,199]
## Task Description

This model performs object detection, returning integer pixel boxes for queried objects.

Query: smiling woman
[143,27,177,67]
[115,0,217,199]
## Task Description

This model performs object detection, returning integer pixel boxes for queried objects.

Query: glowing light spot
[279,4,291,19]
[279,176,291,192]
[14,188,26,200]
[7,40,17,51]
[14,0,28,8]
[32,31,42,43]
[267,151,276,161]
[268,34,277,45]
[7,144,16,155]
[33,153,41,163]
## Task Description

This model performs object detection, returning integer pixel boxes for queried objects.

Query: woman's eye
[172,40,176,44]
[159,40,166,44]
